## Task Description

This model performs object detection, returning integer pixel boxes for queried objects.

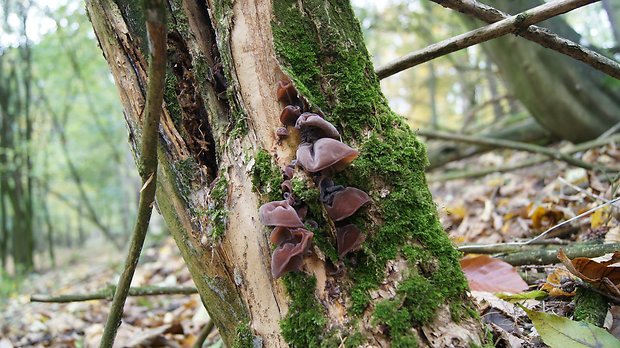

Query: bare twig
[429,133,620,182]
[376,0,600,79]
[99,1,167,347]
[419,129,600,170]
[428,0,620,80]
[193,320,216,348]
[458,196,620,253]
[497,242,620,266]
[31,285,198,303]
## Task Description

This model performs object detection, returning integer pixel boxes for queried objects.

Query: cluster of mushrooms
[259,79,371,278]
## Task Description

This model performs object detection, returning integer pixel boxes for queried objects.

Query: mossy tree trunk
[87,0,483,346]
[460,0,620,143]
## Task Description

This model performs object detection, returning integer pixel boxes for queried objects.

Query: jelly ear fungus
[258,78,371,278]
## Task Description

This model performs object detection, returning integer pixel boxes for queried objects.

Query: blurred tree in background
[0,0,140,276]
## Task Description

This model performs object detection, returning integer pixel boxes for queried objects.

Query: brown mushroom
[324,187,370,221]
[279,105,301,126]
[276,80,298,105]
[271,229,314,278]
[259,200,304,228]
[270,226,292,245]
[296,138,359,173]
[295,112,340,140]
[336,224,364,258]
[271,243,304,278]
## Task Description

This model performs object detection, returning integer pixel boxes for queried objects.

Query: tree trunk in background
[87,0,484,346]
[602,0,620,46]
[461,0,620,143]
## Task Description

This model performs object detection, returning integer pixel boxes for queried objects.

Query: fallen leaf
[460,255,528,293]
[605,226,620,244]
[529,204,564,230]
[540,268,577,297]
[497,290,548,301]
[521,305,620,347]
[557,249,620,297]
[591,207,611,229]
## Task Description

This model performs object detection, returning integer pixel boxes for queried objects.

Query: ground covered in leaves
[0,238,216,348]
[1,142,619,347]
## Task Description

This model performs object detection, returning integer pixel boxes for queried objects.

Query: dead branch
[419,129,600,170]
[30,285,198,303]
[498,242,620,266]
[376,0,605,79]
[429,0,620,80]
[429,133,620,182]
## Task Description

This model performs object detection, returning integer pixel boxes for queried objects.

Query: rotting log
[87,0,484,346]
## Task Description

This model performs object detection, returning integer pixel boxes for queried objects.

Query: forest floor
[1,142,619,347]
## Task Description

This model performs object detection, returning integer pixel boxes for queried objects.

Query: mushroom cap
[276,80,298,105]
[270,229,314,278]
[295,112,340,140]
[271,244,304,278]
[324,187,370,221]
[336,224,364,258]
[270,226,292,245]
[259,200,305,228]
[296,138,359,173]
[279,105,301,126]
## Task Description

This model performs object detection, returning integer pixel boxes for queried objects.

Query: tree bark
[459,0,620,142]
[87,0,484,346]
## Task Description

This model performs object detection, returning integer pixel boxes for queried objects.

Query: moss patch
[232,322,254,348]
[207,174,228,241]
[280,273,328,347]
[574,287,608,326]
[272,0,471,345]
[251,149,283,202]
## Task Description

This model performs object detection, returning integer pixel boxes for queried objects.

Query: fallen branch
[30,285,198,303]
[193,320,216,348]
[498,242,620,266]
[429,133,620,182]
[100,1,167,347]
[419,129,598,170]
[376,0,599,79]
[429,0,620,80]
[458,197,620,254]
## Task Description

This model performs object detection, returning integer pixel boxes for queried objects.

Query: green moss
[232,322,254,348]
[272,0,472,345]
[344,331,364,348]
[164,71,183,127]
[372,300,418,348]
[207,174,228,241]
[251,149,283,202]
[574,287,608,326]
[280,273,327,347]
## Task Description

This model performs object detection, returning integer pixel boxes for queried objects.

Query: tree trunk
[461,0,620,143]
[87,0,484,346]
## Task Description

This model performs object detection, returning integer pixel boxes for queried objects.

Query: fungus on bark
[295,112,340,141]
[259,200,304,228]
[296,138,359,173]
[323,187,370,222]
[336,224,364,258]
[271,228,314,278]
[279,105,302,126]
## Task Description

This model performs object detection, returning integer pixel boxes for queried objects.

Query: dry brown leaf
[540,268,576,297]
[460,255,528,293]
[529,204,564,230]
[605,226,620,244]
[557,249,620,297]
